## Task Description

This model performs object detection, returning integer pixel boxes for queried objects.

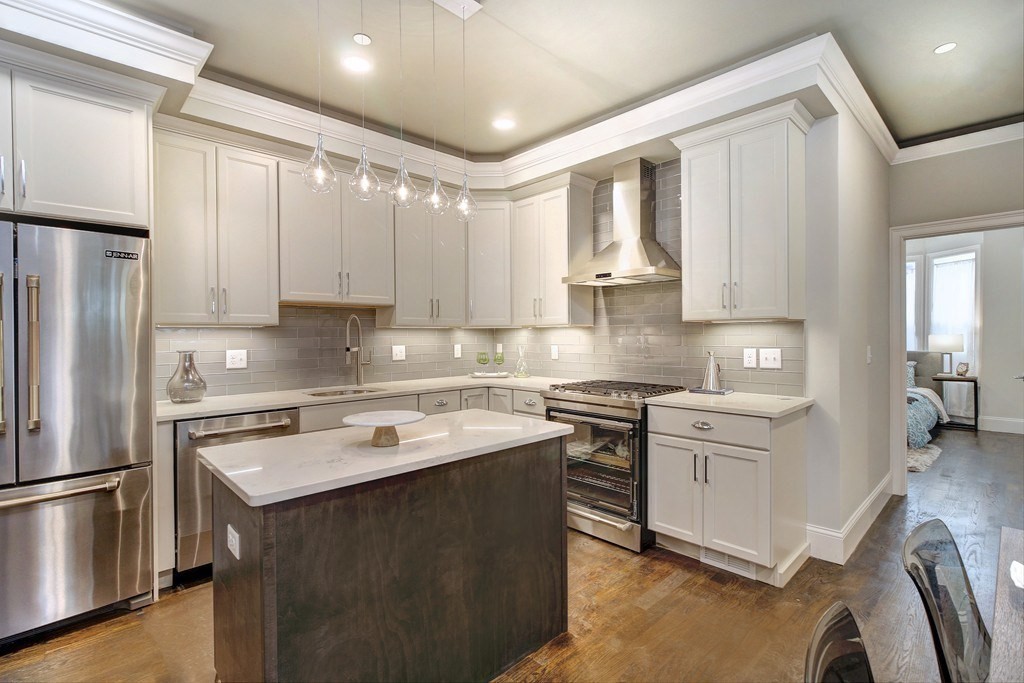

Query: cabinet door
[431,212,466,327]
[0,68,12,212]
[730,122,789,319]
[488,388,513,414]
[511,197,540,325]
[681,138,732,321]
[342,176,395,305]
[393,208,433,326]
[153,132,218,325]
[419,391,460,415]
[12,71,148,226]
[537,188,570,325]
[461,388,489,411]
[467,201,512,326]
[279,160,342,303]
[703,442,771,566]
[216,146,279,325]
[648,434,704,545]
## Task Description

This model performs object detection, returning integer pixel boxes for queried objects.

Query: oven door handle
[569,506,633,532]
[548,411,634,432]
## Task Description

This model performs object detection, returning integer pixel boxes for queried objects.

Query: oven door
[548,410,640,521]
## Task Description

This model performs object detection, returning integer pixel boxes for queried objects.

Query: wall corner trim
[807,472,893,565]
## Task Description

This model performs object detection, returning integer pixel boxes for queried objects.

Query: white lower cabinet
[488,388,513,414]
[647,405,807,586]
[461,388,488,411]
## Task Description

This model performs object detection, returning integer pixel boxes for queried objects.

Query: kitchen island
[198,409,572,683]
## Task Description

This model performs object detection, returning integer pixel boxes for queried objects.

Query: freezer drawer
[0,466,153,641]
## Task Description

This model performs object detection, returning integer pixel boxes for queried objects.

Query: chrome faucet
[345,314,371,386]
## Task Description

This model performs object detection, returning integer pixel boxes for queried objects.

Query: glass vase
[167,350,207,403]
[513,345,530,378]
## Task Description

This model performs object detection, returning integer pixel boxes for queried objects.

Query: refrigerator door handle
[0,272,5,435]
[0,477,121,510]
[26,274,41,431]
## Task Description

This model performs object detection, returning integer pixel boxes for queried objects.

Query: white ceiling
[107,0,1024,158]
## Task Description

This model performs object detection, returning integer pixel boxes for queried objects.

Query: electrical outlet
[453,343,462,359]
[551,345,559,360]
[496,343,503,353]
[392,345,406,361]
[743,348,758,369]
[226,349,247,369]
[866,345,872,365]
[759,348,782,369]
[227,524,240,560]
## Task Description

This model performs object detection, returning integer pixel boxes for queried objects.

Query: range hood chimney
[563,158,681,286]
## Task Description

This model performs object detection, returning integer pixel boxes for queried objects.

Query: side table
[931,374,979,431]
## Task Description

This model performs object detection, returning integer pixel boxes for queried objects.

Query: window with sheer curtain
[928,249,978,417]
[906,256,924,350]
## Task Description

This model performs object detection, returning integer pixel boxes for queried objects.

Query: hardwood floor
[0,429,1020,682]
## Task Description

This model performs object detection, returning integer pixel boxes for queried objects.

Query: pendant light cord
[461,5,467,172]
[398,0,405,151]
[359,0,366,144]
[316,0,323,132]
[431,2,437,163]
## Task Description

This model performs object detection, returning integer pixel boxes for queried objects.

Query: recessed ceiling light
[353,33,371,46]
[343,56,372,73]
[492,117,516,131]
[933,42,957,54]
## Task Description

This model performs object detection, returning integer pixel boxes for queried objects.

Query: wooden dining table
[990,526,1024,682]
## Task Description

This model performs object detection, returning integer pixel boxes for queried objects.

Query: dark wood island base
[211,438,567,682]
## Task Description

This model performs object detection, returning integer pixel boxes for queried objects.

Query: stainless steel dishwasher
[175,409,300,571]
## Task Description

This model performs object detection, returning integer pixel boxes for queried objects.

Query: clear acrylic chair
[804,601,876,683]
[901,519,991,683]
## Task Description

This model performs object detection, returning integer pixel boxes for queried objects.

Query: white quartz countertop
[644,391,814,418]
[156,375,565,423]
[197,409,572,507]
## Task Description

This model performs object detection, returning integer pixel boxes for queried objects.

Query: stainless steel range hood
[563,158,681,287]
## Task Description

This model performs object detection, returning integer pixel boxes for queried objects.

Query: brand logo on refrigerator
[104,250,139,261]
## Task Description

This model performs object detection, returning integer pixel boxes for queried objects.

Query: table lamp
[928,333,964,374]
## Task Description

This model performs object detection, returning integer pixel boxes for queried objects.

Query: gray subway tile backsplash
[155,158,804,400]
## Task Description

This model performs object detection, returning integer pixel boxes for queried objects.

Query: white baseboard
[979,416,1024,435]
[807,473,893,565]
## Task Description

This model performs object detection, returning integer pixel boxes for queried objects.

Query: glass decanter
[167,350,207,403]
[513,345,530,378]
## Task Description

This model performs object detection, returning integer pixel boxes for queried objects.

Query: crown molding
[669,99,814,150]
[892,122,1024,164]
[0,0,212,85]
[890,209,1024,237]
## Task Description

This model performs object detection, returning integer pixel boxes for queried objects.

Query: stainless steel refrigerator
[0,222,152,642]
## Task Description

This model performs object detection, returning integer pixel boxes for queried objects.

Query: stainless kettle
[701,351,723,392]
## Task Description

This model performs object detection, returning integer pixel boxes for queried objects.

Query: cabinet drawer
[419,391,461,415]
[648,406,769,450]
[513,390,544,416]
[299,395,417,432]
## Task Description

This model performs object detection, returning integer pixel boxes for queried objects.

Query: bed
[906,351,949,448]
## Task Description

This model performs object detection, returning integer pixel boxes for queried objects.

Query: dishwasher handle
[188,418,292,440]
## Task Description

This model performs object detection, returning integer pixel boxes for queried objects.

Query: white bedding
[908,386,950,423]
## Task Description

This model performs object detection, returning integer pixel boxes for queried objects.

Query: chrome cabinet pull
[533,298,537,317]
[26,275,40,431]
[346,272,351,297]
[338,271,344,296]
[429,298,434,319]
[693,452,698,483]
[19,160,26,198]
[221,288,228,315]
[188,418,291,440]
[721,283,727,309]
[0,477,120,510]
[436,298,440,319]
[704,454,710,485]
[524,398,537,407]
[0,273,5,435]
[539,297,543,317]
[733,281,738,309]
[210,287,216,316]
[692,420,714,431]
[434,399,448,407]
[0,155,5,197]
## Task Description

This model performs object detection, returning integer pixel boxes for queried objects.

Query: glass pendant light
[349,0,380,201]
[303,0,337,193]
[423,3,449,216]
[389,0,418,208]
[454,5,477,222]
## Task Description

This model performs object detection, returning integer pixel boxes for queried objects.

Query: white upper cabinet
[341,176,395,306]
[466,201,512,327]
[0,68,12,213]
[511,176,595,327]
[10,70,149,227]
[673,100,811,321]
[386,208,466,327]
[153,130,279,326]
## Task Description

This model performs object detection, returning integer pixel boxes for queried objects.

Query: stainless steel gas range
[541,380,686,552]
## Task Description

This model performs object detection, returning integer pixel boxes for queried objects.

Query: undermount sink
[305,388,383,397]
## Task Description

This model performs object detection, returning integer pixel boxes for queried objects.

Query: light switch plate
[453,343,462,359]
[866,345,872,365]
[551,345,559,360]
[759,348,782,369]
[226,349,248,369]
[743,348,758,369]
[392,345,406,361]
[227,524,240,560]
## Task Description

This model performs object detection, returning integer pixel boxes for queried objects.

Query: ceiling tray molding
[0,0,213,85]
[892,122,1024,165]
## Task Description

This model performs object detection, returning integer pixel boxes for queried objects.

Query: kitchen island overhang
[199,409,572,683]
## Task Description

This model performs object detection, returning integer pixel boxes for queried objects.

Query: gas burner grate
[548,379,685,398]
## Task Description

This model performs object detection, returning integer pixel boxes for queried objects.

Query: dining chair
[901,519,991,683]
[804,601,876,683]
